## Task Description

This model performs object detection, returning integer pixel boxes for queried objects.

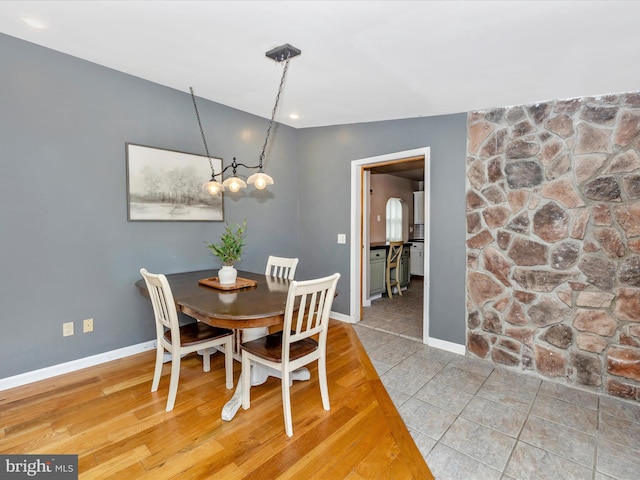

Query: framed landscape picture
[126,143,223,221]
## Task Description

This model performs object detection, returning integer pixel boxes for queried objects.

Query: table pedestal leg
[221,377,244,422]
[221,364,311,421]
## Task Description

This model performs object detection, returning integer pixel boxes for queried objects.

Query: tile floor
[364,277,424,341]
[355,280,640,480]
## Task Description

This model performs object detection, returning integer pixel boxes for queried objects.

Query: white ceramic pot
[218,265,238,285]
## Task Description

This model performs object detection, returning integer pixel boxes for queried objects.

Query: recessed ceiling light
[23,18,47,29]
[289,113,299,120]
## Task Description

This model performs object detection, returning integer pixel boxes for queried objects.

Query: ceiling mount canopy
[191,43,301,197]
[265,43,301,62]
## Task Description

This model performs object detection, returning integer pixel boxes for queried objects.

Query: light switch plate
[337,234,346,244]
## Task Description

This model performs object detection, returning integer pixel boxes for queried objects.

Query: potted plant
[206,220,246,284]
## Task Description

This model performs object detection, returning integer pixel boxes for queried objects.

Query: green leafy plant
[206,220,247,266]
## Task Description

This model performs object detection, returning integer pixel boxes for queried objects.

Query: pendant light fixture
[191,43,301,197]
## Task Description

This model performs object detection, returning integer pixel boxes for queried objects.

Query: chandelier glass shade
[190,43,301,197]
[222,174,246,193]
[203,177,224,196]
[247,171,274,190]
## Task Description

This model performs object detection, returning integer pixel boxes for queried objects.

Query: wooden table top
[135,269,291,329]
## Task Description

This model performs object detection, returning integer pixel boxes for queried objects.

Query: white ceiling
[1,1,639,128]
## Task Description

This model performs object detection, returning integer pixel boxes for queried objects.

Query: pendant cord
[258,53,291,170]
[190,87,216,176]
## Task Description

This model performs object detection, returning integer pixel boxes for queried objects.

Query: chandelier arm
[232,163,260,170]
[218,159,260,177]
[190,87,217,177]
[257,53,291,170]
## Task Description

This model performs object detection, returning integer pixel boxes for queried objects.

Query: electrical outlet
[337,234,346,244]
[83,318,94,333]
[63,322,74,337]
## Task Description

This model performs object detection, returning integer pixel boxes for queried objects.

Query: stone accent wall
[465,92,640,402]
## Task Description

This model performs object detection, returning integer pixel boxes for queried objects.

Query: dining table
[135,269,310,421]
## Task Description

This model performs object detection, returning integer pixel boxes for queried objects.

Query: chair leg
[282,369,293,437]
[386,269,393,298]
[151,345,164,392]
[224,339,234,389]
[202,347,211,372]
[318,357,330,411]
[241,352,251,410]
[165,351,181,412]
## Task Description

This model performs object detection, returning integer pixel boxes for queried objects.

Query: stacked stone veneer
[466,92,640,402]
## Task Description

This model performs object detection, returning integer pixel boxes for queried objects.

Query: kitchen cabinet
[413,191,425,225]
[369,248,387,296]
[410,242,424,276]
[400,248,410,289]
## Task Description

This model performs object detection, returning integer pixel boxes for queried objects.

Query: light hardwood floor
[0,321,433,479]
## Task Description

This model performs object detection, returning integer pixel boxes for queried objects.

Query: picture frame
[126,143,223,221]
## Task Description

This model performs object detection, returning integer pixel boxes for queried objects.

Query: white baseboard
[428,337,466,355]
[0,340,156,391]
[4,313,444,391]
[331,311,354,324]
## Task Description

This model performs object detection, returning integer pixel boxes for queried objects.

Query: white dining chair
[265,255,299,280]
[241,272,340,436]
[140,268,234,411]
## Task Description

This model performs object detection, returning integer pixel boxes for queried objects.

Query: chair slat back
[282,273,340,358]
[140,269,180,342]
[265,255,299,280]
[387,242,403,266]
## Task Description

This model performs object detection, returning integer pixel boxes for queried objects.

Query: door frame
[349,147,431,344]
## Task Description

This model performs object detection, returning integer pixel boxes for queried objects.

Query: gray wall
[0,32,468,378]
[297,117,468,344]
[0,33,300,378]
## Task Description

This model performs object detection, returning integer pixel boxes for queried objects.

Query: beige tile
[380,364,431,396]
[599,395,640,423]
[597,439,640,480]
[426,443,502,480]
[531,394,597,435]
[520,415,596,467]
[398,397,457,440]
[599,412,640,451]
[414,378,474,414]
[440,417,516,471]
[539,380,599,410]
[461,395,527,437]
[505,442,593,480]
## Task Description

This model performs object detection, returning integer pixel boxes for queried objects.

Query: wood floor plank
[82,444,151,479]
[278,404,386,479]
[0,321,433,479]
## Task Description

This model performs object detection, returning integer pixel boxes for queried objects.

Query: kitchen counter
[370,241,413,249]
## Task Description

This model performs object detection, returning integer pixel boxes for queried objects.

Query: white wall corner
[428,337,466,356]
[331,311,356,324]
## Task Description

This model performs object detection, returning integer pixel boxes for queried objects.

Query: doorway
[349,147,431,344]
